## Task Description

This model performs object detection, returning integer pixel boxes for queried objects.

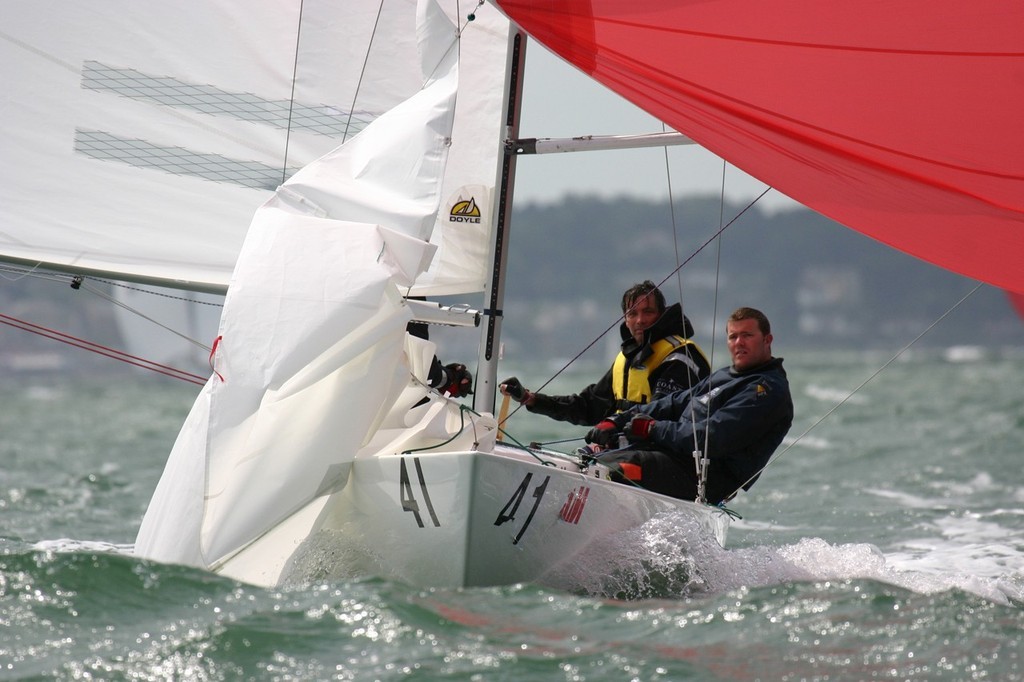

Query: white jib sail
[135,1,510,570]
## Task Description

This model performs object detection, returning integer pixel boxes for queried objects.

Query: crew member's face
[624,293,661,344]
[727,318,772,371]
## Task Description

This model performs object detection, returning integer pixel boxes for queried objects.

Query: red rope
[209,335,225,383]
[0,312,209,386]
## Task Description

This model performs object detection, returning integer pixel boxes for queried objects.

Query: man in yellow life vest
[500,281,710,426]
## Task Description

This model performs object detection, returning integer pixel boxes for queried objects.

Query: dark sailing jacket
[527,303,710,426]
[630,356,793,502]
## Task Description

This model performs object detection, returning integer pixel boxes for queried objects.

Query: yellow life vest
[610,335,704,409]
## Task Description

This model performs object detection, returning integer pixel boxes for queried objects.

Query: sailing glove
[500,376,528,402]
[443,363,473,397]
[624,414,655,442]
[585,419,619,447]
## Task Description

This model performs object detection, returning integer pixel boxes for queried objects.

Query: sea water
[2,349,1022,680]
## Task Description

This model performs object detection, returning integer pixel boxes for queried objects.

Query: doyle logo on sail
[449,197,481,223]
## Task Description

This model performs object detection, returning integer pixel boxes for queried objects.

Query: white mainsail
[134,1,512,572]
[0,0,497,294]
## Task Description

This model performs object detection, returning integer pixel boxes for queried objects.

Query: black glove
[584,419,619,448]
[443,363,473,397]
[500,376,527,402]
[623,414,655,442]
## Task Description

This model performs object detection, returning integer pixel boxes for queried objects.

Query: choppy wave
[538,509,1024,606]
[3,543,1023,681]
[3,355,1024,679]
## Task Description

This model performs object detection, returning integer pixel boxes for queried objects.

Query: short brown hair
[621,280,666,314]
[729,307,771,335]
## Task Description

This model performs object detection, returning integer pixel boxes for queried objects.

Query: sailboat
[125,3,733,589]
[3,0,728,588]
[2,1,1022,589]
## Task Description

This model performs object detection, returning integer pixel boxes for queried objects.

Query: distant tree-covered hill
[498,193,1024,359]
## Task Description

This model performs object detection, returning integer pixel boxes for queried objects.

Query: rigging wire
[647,190,770,311]
[0,265,215,384]
[660,128,703,396]
[91,276,223,308]
[281,0,306,184]
[0,311,207,385]
[661,127,684,312]
[0,261,51,283]
[77,280,215,354]
[20,266,219,353]
[696,159,732,503]
[343,1,384,143]
[502,187,771,424]
[348,1,469,148]
[656,133,733,502]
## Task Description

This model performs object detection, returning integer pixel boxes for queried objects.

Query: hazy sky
[513,42,799,214]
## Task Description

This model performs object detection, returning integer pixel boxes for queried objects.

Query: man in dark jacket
[499,281,710,426]
[586,307,793,505]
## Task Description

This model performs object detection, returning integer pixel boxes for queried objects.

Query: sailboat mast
[475,28,527,415]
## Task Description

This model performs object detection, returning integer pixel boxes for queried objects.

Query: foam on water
[776,537,1024,605]
[32,538,134,555]
[886,510,1024,582]
[550,509,1024,606]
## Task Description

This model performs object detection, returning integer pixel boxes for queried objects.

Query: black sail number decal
[494,473,550,545]
[399,457,440,528]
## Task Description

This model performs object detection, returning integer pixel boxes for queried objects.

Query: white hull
[214,444,730,589]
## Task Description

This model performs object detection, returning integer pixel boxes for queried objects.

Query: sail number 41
[494,473,550,545]
[399,457,440,528]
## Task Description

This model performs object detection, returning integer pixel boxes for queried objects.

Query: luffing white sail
[135,1,513,572]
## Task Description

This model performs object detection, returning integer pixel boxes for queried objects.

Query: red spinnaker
[495,1,1024,294]
[1007,292,1024,321]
